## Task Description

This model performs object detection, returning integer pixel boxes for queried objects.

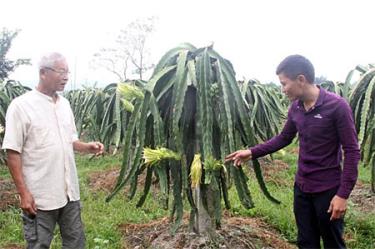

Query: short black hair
[276,55,315,83]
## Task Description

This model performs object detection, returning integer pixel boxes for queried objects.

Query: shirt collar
[297,85,325,109]
[33,89,60,103]
[314,85,325,108]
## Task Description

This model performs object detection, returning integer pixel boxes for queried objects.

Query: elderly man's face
[41,60,69,93]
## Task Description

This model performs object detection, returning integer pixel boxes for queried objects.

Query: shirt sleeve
[250,105,297,159]
[335,99,360,199]
[68,101,79,142]
[2,101,28,153]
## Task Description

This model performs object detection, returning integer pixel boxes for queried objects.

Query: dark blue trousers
[294,184,346,249]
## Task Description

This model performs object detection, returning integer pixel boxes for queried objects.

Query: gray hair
[38,52,66,69]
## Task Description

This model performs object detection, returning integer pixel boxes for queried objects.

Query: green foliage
[0,28,30,81]
[117,82,144,112]
[348,65,375,192]
[0,28,32,165]
[107,44,279,233]
[320,80,351,100]
[240,79,287,142]
[0,80,30,165]
[64,80,146,153]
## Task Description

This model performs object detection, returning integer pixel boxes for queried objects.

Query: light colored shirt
[2,89,80,210]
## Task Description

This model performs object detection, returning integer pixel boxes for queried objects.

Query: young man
[225,55,360,249]
[2,52,104,248]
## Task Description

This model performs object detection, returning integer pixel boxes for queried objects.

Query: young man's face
[278,73,303,101]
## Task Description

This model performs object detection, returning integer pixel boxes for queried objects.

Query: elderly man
[2,52,104,248]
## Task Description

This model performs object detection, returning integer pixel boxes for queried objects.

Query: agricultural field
[0,145,374,248]
[1,44,375,248]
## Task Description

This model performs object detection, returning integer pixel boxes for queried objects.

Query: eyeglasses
[44,67,70,76]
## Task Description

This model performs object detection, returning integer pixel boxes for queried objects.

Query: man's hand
[19,190,37,216]
[327,195,347,220]
[73,141,104,156]
[86,142,104,156]
[225,149,252,166]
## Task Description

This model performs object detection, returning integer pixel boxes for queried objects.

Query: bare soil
[88,167,121,193]
[350,181,375,214]
[0,178,18,211]
[88,167,158,194]
[256,158,291,187]
[120,212,296,249]
[1,244,23,249]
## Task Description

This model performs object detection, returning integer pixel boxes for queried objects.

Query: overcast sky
[2,0,375,89]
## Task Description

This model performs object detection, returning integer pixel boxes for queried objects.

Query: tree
[0,28,30,165]
[349,64,375,192]
[0,28,30,81]
[92,17,156,81]
[106,44,280,240]
[0,80,31,165]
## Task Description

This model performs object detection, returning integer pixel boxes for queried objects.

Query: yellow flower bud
[143,147,181,167]
[190,154,202,188]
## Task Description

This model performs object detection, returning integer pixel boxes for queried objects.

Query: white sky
[2,0,375,89]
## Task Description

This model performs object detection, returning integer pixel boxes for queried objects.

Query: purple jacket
[250,87,360,199]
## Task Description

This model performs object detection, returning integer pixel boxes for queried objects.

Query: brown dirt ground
[350,180,375,214]
[88,167,121,193]
[0,178,19,211]
[289,147,299,155]
[88,167,158,194]
[255,158,291,187]
[1,244,23,249]
[120,212,296,249]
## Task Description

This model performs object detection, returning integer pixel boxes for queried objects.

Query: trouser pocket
[22,213,38,241]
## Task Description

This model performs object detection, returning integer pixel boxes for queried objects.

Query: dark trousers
[22,201,85,249]
[294,185,346,249]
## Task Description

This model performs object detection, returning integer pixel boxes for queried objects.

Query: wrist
[248,147,256,158]
[334,194,347,201]
[18,188,30,197]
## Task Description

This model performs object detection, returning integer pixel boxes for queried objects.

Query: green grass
[0,207,22,244]
[358,161,372,183]
[0,164,11,178]
[0,146,374,248]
